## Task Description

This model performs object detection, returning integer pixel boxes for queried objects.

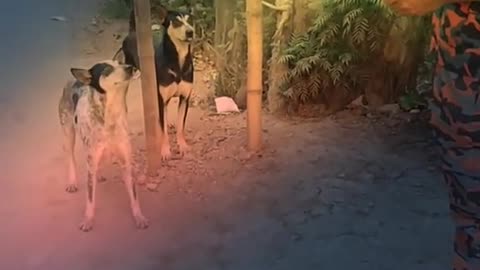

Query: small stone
[389,169,405,180]
[349,95,366,108]
[310,205,327,217]
[355,208,370,216]
[359,172,375,182]
[377,104,400,114]
[238,151,253,161]
[291,233,303,242]
[136,174,147,185]
[416,259,425,264]
[50,16,67,22]
[410,109,421,114]
[286,211,308,225]
[146,182,159,192]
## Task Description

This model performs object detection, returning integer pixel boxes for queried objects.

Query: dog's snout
[186,29,194,38]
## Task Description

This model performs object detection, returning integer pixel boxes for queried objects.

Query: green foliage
[399,15,434,111]
[99,0,434,112]
[100,0,131,19]
[192,3,215,46]
[214,0,247,97]
[399,90,427,111]
[215,5,276,99]
[279,0,398,104]
[400,47,434,112]
[417,36,435,94]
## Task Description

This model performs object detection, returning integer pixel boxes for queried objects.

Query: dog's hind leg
[62,124,78,193]
[118,139,149,229]
[79,144,105,232]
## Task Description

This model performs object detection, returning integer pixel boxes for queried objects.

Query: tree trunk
[214,0,242,99]
[293,0,308,33]
[214,0,235,70]
[133,0,160,173]
[124,0,132,9]
[370,16,427,107]
[266,0,293,113]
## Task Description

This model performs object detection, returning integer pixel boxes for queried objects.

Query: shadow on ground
[56,109,451,270]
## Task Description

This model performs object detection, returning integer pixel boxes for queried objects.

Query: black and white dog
[114,4,194,160]
[58,59,148,231]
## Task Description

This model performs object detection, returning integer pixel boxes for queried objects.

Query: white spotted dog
[114,4,194,160]
[58,58,148,232]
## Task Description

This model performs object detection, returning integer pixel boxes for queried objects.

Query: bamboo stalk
[246,0,263,151]
[134,0,160,174]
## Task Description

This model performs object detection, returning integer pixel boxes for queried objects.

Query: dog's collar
[89,81,106,94]
[94,88,106,94]
[90,85,106,95]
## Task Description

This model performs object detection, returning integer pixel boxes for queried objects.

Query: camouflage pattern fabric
[430,2,480,268]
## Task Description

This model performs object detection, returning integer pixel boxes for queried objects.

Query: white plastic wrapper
[215,97,240,113]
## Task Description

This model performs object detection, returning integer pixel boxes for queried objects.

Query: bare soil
[21,16,451,269]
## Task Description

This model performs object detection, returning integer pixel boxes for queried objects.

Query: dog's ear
[70,68,92,85]
[151,3,168,23]
[130,4,168,29]
[112,48,126,64]
[185,3,194,16]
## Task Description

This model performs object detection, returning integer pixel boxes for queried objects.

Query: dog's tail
[129,9,136,32]
[112,47,125,63]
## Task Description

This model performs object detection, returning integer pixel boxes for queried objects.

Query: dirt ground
[45,16,453,269]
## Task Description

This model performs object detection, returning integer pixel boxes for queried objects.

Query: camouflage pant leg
[430,2,480,269]
[431,72,480,269]
[443,170,480,269]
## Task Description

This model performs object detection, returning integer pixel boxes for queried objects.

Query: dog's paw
[160,146,171,161]
[178,141,190,156]
[65,184,78,193]
[134,214,149,229]
[79,218,94,232]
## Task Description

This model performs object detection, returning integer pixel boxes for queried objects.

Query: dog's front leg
[62,125,78,192]
[79,145,105,232]
[118,139,149,229]
[158,88,171,160]
[176,81,193,155]
[176,94,191,155]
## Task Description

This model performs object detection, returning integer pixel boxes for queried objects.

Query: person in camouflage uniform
[385,0,480,269]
